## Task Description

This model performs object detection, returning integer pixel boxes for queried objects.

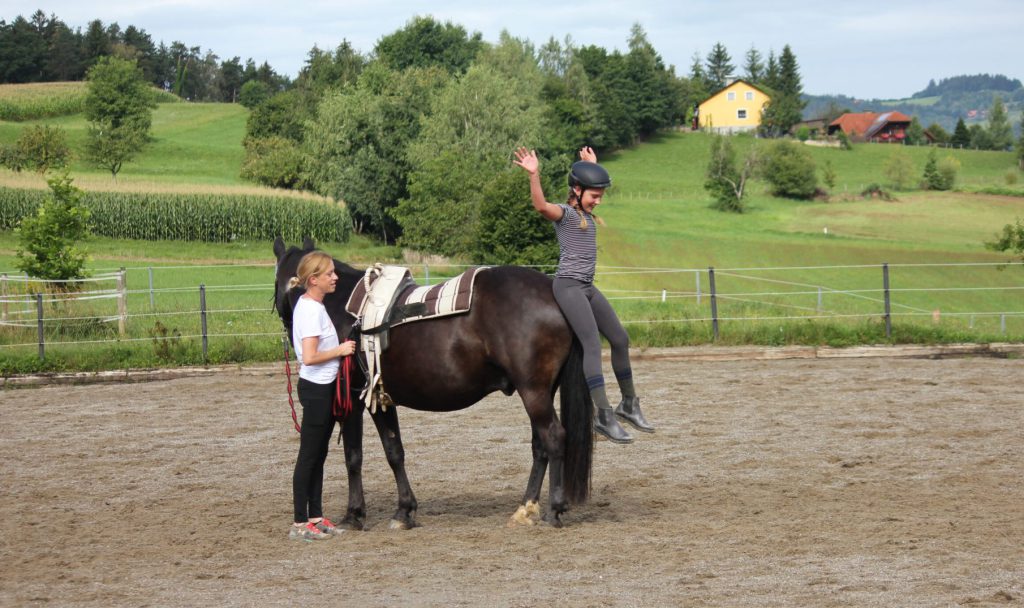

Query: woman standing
[514,146,654,444]
[287,251,356,540]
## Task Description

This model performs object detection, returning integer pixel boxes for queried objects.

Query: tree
[988,218,1024,260]
[762,50,780,91]
[83,56,156,179]
[15,173,91,283]
[14,125,70,172]
[921,150,941,189]
[304,64,450,241]
[986,95,1013,151]
[395,63,546,257]
[951,117,971,147]
[926,122,950,144]
[704,135,757,212]
[1018,116,1024,170]
[905,117,926,145]
[704,42,734,91]
[239,79,270,108]
[760,45,805,136]
[374,16,483,74]
[743,46,764,83]
[761,140,818,199]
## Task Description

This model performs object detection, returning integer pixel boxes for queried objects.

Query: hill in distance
[804,73,1023,132]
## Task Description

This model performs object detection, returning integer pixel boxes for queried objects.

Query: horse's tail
[559,336,593,504]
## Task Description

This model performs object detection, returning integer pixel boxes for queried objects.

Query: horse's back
[380,266,572,411]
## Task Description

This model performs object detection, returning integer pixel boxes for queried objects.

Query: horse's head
[272,236,363,342]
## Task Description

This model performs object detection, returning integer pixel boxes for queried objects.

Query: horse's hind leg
[369,406,418,530]
[508,429,548,527]
[338,409,366,530]
[511,388,567,528]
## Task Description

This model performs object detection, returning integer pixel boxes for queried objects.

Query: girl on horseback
[288,251,356,540]
[514,146,654,444]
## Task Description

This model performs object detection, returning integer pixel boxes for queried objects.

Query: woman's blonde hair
[287,251,334,290]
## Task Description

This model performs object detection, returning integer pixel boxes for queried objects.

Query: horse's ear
[302,236,315,251]
[273,236,286,259]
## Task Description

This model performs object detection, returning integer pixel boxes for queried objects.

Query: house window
[745,91,754,101]
[727,92,736,101]
[737,109,748,120]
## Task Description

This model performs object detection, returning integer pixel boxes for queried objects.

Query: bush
[883,149,917,190]
[15,174,91,283]
[795,126,811,142]
[240,136,306,189]
[837,131,854,150]
[936,155,960,190]
[474,169,559,266]
[1006,171,1019,186]
[13,125,70,173]
[761,140,818,199]
[861,183,895,201]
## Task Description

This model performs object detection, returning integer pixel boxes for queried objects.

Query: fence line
[2,261,1023,360]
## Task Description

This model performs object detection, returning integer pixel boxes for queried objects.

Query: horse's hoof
[388,518,415,530]
[542,512,564,528]
[340,517,365,531]
[507,501,542,528]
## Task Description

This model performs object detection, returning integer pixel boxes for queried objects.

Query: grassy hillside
[0,101,249,188]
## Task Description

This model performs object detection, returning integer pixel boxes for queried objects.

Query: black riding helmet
[568,161,611,189]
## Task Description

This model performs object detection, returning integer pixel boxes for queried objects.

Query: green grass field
[2,92,1024,371]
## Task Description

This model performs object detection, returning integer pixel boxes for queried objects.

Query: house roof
[700,79,772,105]
[830,111,912,138]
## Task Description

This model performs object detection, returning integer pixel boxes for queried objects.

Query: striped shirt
[553,204,597,283]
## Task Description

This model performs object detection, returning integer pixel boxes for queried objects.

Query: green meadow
[1,85,1023,371]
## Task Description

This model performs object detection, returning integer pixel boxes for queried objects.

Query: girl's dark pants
[552,277,631,390]
[293,377,335,524]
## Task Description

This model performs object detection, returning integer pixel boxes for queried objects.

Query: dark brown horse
[273,237,593,528]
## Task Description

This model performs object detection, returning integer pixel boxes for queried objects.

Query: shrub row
[0,187,351,243]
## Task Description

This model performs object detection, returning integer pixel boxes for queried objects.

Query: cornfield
[0,186,351,243]
[0,82,180,121]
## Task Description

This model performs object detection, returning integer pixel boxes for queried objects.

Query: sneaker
[289,522,331,541]
[314,518,342,536]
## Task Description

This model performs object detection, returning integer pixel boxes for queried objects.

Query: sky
[7,0,1023,100]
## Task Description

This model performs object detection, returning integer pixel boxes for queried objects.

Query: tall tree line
[244,17,688,261]
[0,10,287,100]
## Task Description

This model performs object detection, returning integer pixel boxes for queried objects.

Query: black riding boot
[592,388,633,444]
[615,396,654,433]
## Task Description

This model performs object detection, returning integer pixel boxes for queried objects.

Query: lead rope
[281,335,301,434]
[334,355,353,419]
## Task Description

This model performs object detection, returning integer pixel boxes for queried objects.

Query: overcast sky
[7,0,1022,99]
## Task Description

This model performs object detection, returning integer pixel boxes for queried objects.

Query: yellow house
[697,79,771,134]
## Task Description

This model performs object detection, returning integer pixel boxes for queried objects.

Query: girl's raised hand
[579,146,597,163]
[513,147,539,174]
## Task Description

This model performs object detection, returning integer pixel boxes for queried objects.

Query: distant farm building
[697,80,771,134]
[827,111,930,143]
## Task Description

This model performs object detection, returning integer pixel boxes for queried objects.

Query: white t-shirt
[292,295,340,384]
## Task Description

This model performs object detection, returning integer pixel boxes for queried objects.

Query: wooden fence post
[199,284,208,363]
[117,268,127,337]
[882,263,891,338]
[36,293,44,360]
[709,267,719,341]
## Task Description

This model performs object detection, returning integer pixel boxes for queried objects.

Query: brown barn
[827,111,926,143]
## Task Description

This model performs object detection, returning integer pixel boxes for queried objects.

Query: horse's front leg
[338,407,366,530]
[369,405,418,529]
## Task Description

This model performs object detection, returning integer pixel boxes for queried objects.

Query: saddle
[344,264,488,411]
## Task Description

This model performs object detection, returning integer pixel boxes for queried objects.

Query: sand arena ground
[1,353,1022,607]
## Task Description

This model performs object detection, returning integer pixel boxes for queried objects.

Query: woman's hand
[579,146,597,163]
[513,147,539,175]
[338,340,356,357]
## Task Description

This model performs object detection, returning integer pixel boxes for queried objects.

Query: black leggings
[552,277,632,391]
[292,377,336,523]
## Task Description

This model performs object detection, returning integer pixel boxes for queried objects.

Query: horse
[272,237,594,528]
